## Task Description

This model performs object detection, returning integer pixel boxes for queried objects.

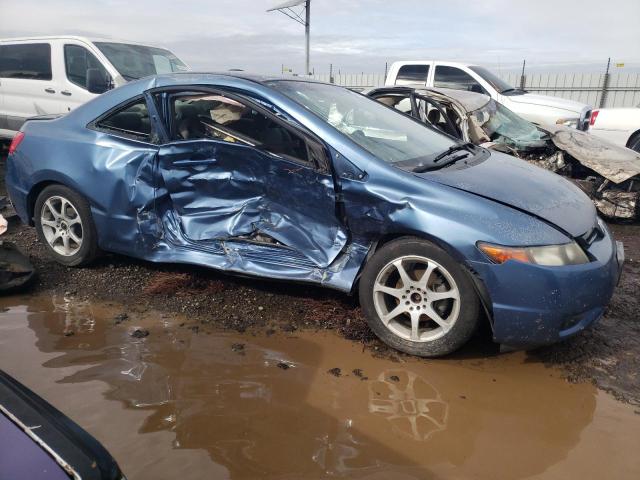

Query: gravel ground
[1,143,638,404]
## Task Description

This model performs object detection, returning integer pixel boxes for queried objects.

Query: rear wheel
[359,237,480,357]
[34,185,99,266]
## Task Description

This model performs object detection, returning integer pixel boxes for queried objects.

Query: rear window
[0,43,52,80]
[395,64,429,85]
[96,98,152,142]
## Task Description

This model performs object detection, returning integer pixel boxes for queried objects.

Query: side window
[96,98,152,141]
[434,66,484,93]
[0,43,52,80]
[170,92,312,164]
[395,64,429,85]
[374,95,413,115]
[416,98,462,138]
[64,45,108,89]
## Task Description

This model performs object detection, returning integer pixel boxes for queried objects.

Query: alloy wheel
[40,195,83,256]
[372,255,461,342]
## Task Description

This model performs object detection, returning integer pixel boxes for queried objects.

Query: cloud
[2,0,639,73]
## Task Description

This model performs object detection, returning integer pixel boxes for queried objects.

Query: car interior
[171,94,310,162]
[98,100,151,138]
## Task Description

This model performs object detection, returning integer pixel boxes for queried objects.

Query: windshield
[469,66,518,94]
[268,81,457,166]
[470,99,549,150]
[95,42,188,81]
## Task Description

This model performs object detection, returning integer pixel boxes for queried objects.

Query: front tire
[359,237,480,357]
[34,185,99,266]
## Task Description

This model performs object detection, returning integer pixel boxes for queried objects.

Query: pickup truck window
[0,43,52,80]
[469,66,515,94]
[395,64,429,85]
[434,66,485,94]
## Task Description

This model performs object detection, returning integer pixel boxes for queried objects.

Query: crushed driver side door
[155,88,347,269]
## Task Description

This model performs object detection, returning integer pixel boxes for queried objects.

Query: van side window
[434,66,485,94]
[170,92,312,164]
[0,43,52,80]
[395,65,429,85]
[96,98,152,141]
[64,45,108,90]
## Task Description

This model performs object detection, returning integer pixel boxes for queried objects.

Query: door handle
[44,88,55,94]
[61,90,72,96]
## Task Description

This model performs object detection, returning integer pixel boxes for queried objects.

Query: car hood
[420,151,596,238]
[506,93,586,115]
[542,125,640,183]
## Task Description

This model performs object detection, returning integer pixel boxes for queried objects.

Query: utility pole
[305,0,311,76]
[268,0,312,75]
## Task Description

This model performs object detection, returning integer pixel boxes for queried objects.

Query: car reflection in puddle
[369,370,448,441]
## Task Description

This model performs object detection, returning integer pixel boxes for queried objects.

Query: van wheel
[34,185,99,266]
[359,237,480,357]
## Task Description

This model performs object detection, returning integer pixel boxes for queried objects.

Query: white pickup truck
[385,61,592,131]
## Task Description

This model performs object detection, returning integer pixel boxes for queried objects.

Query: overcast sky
[2,0,639,74]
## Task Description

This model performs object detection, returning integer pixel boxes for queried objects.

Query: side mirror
[470,84,485,94]
[86,68,112,94]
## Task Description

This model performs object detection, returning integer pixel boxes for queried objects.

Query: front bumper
[470,224,623,348]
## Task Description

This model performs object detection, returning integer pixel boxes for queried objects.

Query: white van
[0,36,189,139]
[385,61,592,131]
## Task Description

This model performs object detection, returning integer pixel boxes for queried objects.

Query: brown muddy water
[0,294,638,480]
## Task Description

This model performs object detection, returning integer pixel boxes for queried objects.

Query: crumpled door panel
[158,140,347,268]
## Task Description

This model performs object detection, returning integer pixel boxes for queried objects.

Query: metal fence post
[600,57,611,108]
[329,63,334,84]
[519,59,526,90]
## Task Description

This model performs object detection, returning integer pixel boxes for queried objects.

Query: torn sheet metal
[593,190,638,219]
[0,242,34,292]
[544,125,640,184]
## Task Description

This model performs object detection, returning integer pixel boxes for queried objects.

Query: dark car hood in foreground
[420,151,596,238]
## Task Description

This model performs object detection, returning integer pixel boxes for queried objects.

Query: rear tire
[359,237,480,357]
[34,185,99,266]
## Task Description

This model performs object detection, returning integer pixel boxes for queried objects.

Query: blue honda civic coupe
[6,73,624,356]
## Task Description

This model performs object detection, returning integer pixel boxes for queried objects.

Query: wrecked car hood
[420,151,596,237]
[505,93,585,114]
[543,125,640,183]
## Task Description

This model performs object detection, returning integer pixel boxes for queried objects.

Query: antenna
[267,0,311,75]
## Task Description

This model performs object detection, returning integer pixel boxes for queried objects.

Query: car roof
[367,85,491,112]
[151,71,330,86]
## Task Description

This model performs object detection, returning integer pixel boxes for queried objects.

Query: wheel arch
[353,230,495,333]
[26,174,89,226]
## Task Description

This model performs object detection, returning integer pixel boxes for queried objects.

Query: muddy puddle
[0,294,638,480]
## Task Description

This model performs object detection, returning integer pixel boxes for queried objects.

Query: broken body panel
[5,74,623,348]
[367,87,640,220]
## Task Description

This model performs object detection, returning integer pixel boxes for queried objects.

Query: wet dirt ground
[1,294,639,480]
[1,144,639,478]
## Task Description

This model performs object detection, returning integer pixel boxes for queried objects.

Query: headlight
[477,241,589,266]
[556,117,579,128]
